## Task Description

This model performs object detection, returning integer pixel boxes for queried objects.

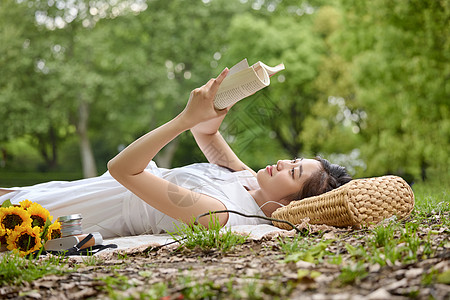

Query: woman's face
[256,158,322,202]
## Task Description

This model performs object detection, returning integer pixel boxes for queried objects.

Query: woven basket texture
[272,175,414,229]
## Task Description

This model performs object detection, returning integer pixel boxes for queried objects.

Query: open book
[214,59,285,110]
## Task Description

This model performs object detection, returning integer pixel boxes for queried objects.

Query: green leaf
[302,252,315,263]
[284,252,304,263]
[345,244,357,256]
[310,271,321,279]
[1,199,12,208]
[40,217,53,241]
[284,240,331,263]
[297,269,309,279]
[138,270,153,278]
[309,241,331,256]
[437,270,450,285]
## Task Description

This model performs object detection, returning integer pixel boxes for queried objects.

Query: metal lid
[58,214,82,222]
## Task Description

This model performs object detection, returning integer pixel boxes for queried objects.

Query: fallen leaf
[405,268,423,279]
[437,270,450,284]
[138,270,153,277]
[367,288,391,300]
[384,278,407,291]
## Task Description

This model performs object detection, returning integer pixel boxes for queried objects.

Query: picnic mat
[102,224,289,253]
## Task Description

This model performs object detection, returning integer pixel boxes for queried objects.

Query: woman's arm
[108,68,231,227]
[191,110,256,176]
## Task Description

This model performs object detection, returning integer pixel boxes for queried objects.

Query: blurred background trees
[0,0,448,186]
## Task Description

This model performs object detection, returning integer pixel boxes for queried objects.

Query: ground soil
[1,213,449,299]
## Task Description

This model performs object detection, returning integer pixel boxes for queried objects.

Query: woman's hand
[179,68,229,128]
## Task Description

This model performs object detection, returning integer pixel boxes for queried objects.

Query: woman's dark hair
[296,157,352,201]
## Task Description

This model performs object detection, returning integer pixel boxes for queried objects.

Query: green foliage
[81,254,104,266]
[223,8,327,165]
[0,0,448,183]
[312,0,450,180]
[278,234,311,255]
[99,272,134,292]
[437,270,450,285]
[338,261,368,285]
[178,276,219,300]
[0,0,255,176]
[283,239,332,264]
[344,243,367,260]
[1,199,12,208]
[169,216,248,252]
[341,221,437,268]
[98,271,143,299]
[422,268,440,286]
[138,282,168,299]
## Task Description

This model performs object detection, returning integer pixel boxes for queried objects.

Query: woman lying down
[0,68,351,239]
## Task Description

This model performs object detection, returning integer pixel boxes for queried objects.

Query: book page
[227,58,249,76]
[213,59,284,110]
[253,61,285,77]
[214,67,269,109]
[219,67,268,90]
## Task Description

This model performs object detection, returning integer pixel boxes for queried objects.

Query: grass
[0,171,83,187]
[81,253,104,266]
[282,239,332,264]
[275,179,449,287]
[99,272,136,297]
[0,252,70,285]
[98,272,294,300]
[176,275,293,300]
[412,180,449,214]
[338,261,368,285]
[169,215,248,252]
[102,180,446,296]
[0,180,448,299]
[278,233,312,255]
[177,275,220,299]
[138,282,168,299]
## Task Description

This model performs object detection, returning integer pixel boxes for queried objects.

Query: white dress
[0,162,269,238]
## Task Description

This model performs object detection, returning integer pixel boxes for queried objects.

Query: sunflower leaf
[1,199,12,208]
[40,217,53,241]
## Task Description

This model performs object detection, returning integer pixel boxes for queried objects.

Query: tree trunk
[35,126,59,171]
[77,100,97,178]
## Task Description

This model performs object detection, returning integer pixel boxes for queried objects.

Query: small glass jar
[58,214,83,237]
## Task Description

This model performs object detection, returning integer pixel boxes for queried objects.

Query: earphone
[258,200,285,210]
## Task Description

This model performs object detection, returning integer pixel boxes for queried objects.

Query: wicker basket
[272,175,414,229]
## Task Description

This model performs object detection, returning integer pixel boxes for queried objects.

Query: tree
[88,0,255,168]
[0,0,72,171]
[217,3,328,168]
[1,0,252,176]
[308,0,449,180]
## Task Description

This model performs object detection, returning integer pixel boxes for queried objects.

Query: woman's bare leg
[0,189,14,197]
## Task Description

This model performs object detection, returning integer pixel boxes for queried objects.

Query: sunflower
[0,206,32,232]
[27,203,52,230]
[19,199,34,210]
[0,228,7,247]
[6,225,42,256]
[46,221,62,240]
